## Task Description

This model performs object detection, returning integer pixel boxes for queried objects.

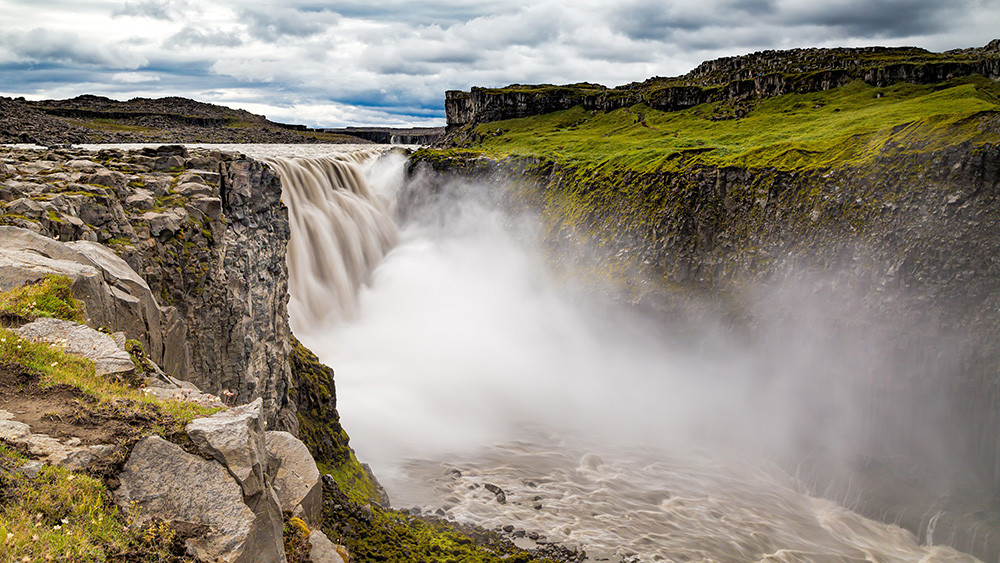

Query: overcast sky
[1,0,997,127]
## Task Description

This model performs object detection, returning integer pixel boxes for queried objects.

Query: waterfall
[264,151,398,330]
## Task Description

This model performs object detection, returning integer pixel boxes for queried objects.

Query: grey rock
[19,460,44,479]
[187,398,268,502]
[0,418,31,441]
[153,155,184,171]
[80,171,126,190]
[124,189,155,210]
[187,196,222,221]
[308,530,347,563]
[175,181,213,197]
[115,436,267,563]
[65,239,166,364]
[266,430,322,526]
[141,208,187,238]
[66,159,102,170]
[5,197,46,219]
[15,317,135,376]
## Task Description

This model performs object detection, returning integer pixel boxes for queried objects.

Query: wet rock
[266,430,322,526]
[484,483,507,504]
[15,317,135,376]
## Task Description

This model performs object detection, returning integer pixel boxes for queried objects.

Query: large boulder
[266,430,322,526]
[186,398,268,502]
[114,436,285,563]
[184,400,286,563]
[15,318,134,377]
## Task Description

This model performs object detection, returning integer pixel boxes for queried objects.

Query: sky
[0,0,998,128]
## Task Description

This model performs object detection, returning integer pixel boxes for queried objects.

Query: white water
[261,146,982,563]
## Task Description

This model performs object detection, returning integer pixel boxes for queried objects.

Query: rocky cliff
[0,145,296,428]
[444,40,1000,130]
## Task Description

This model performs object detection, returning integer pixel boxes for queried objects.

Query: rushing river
[89,144,985,562]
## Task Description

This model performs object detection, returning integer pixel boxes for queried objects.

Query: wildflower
[50,362,58,367]
[67,475,75,481]
[53,524,61,530]
[61,518,68,524]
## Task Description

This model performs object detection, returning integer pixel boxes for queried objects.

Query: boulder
[124,189,154,210]
[266,430,322,526]
[115,436,282,563]
[186,398,269,503]
[65,239,165,362]
[141,208,187,238]
[308,530,347,563]
[15,317,135,376]
[175,181,213,197]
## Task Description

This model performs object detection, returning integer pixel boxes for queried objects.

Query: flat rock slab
[15,317,134,376]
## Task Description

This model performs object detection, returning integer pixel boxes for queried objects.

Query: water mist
[276,149,982,563]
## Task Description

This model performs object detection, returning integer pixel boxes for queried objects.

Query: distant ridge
[0,94,370,146]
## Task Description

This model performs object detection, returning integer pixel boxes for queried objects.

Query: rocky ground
[0,94,369,146]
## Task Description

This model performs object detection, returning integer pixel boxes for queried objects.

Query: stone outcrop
[444,41,1000,129]
[0,409,118,471]
[116,399,330,563]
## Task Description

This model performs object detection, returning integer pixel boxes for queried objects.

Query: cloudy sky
[1,0,998,127]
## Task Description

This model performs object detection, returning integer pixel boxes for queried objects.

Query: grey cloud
[238,7,337,41]
[165,26,244,49]
[299,0,510,26]
[610,0,777,41]
[2,28,147,68]
[781,0,971,39]
[112,0,188,21]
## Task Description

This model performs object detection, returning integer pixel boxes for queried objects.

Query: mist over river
[95,144,985,562]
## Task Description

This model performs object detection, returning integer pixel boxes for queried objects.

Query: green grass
[66,118,154,134]
[456,76,1000,173]
[0,275,84,324]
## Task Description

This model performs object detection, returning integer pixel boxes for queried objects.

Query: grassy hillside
[438,76,1000,173]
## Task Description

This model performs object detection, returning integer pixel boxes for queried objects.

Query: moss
[323,483,560,563]
[0,274,84,325]
[289,335,384,504]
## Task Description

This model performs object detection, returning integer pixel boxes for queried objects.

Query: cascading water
[264,150,399,330]
[265,146,985,563]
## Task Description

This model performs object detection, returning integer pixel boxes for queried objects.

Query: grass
[65,118,154,134]
[0,275,84,325]
[0,277,223,561]
[453,76,1000,173]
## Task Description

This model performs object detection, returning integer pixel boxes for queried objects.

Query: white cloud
[111,72,161,83]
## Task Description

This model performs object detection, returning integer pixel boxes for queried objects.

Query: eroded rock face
[0,147,297,431]
[266,430,322,526]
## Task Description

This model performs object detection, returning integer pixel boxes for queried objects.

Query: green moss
[289,335,384,504]
[0,274,84,325]
[323,484,559,563]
